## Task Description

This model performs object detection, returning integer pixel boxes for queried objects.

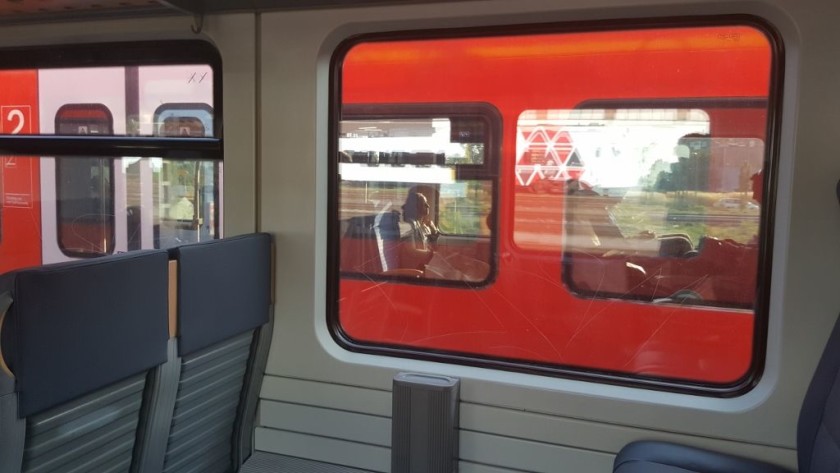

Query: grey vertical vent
[391,373,460,473]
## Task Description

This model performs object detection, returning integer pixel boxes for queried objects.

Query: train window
[337,107,497,283]
[515,104,766,310]
[332,22,780,393]
[55,104,115,257]
[152,103,220,249]
[0,41,221,273]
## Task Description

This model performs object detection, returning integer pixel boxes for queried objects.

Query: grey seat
[613,312,840,473]
[0,250,170,473]
[160,233,273,473]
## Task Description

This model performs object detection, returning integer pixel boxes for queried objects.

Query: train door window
[152,103,220,249]
[332,23,780,393]
[55,104,115,257]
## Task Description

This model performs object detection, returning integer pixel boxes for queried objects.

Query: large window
[331,22,780,393]
[0,41,222,273]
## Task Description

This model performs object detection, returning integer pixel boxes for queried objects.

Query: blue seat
[160,233,273,473]
[613,440,792,473]
[0,250,170,473]
[614,313,840,473]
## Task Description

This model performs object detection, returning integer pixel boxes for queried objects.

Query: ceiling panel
[0,0,467,24]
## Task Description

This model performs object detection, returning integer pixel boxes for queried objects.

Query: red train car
[333,23,776,390]
[0,71,41,274]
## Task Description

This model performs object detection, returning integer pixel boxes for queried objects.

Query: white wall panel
[255,428,390,471]
[260,399,391,446]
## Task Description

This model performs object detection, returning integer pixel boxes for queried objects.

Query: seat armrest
[614,441,793,473]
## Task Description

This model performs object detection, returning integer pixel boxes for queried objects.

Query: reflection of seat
[373,210,401,272]
[341,215,381,273]
[340,211,423,278]
[657,233,694,257]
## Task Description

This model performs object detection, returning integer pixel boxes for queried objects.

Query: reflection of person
[400,189,440,270]
[397,186,491,282]
[169,195,195,221]
[402,190,440,247]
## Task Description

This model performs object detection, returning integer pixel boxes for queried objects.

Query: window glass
[56,157,114,256]
[338,114,494,282]
[150,159,221,249]
[333,24,777,390]
[0,47,220,273]
[519,107,764,309]
[152,103,219,249]
[55,104,115,256]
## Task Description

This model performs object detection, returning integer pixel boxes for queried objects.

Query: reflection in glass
[338,117,493,283]
[514,108,764,309]
[56,157,114,256]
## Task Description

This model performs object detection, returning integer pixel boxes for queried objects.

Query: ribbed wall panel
[163,332,253,473]
[22,375,147,473]
[241,451,373,472]
[256,378,392,470]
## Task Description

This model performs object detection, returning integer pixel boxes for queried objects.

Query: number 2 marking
[6,109,24,134]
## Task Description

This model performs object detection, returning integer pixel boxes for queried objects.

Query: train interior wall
[0,0,838,471]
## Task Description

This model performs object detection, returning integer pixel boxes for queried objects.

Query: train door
[38,67,127,264]
[0,71,41,273]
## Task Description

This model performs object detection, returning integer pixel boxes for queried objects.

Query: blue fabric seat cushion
[613,441,792,473]
[170,233,271,356]
[0,250,169,417]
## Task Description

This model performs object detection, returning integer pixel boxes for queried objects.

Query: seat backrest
[796,181,840,472]
[0,250,170,473]
[798,315,840,472]
[164,233,272,473]
[374,209,402,272]
[340,215,383,273]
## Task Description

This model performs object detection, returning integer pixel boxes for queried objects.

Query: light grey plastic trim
[22,374,147,473]
[240,451,373,473]
[163,331,253,473]
[234,307,275,467]
[0,391,24,473]
[133,338,182,473]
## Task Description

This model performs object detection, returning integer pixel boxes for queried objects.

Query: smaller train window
[55,104,115,257]
[514,104,766,310]
[152,103,220,250]
[337,105,498,284]
[331,21,781,394]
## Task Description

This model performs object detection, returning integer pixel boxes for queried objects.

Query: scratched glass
[515,108,764,309]
[337,117,493,283]
[335,25,775,387]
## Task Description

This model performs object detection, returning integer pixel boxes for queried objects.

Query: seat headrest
[0,250,170,417]
[170,233,272,356]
